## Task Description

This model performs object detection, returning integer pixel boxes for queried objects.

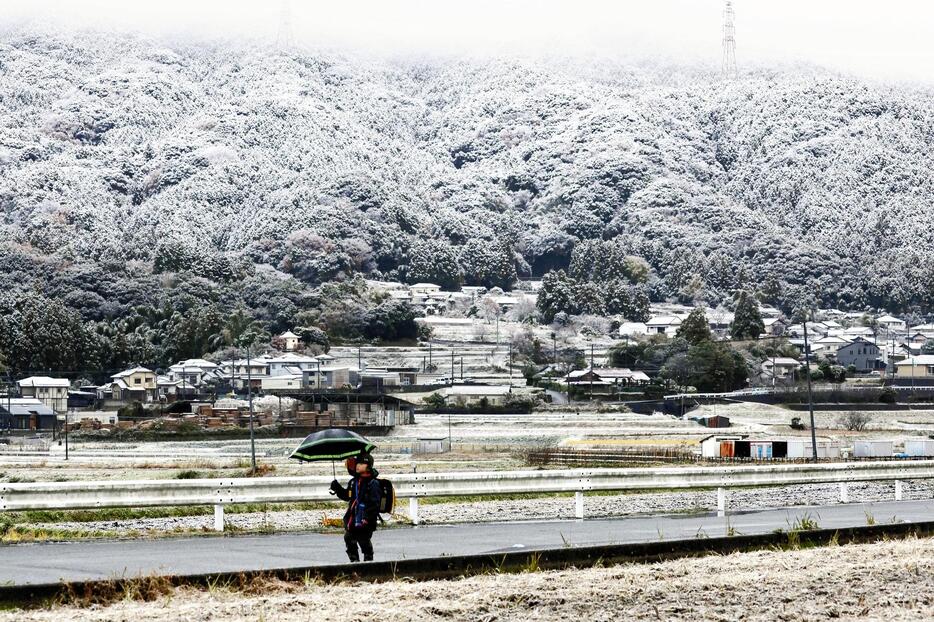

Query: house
[761,357,801,382]
[167,359,220,385]
[274,331,301,352]
[894,356,934,383]
[618,322,648,337]
[17,377,70,413]
[705,308,734,338]
[762,317,786,336]
[409,283,442,296]
[835,337,882,372]
[441,384,512,407]
[267,353,318,377]
[646,315,682,336]
[106,367,157,403]
[218,358,270,392]
[261,374,304,392]
[0,398,58,431]
[811,335,851,356]
[876,315,906,333]
[842,326,874,339]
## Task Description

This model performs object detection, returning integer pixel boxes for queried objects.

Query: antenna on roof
[722,1,737,77]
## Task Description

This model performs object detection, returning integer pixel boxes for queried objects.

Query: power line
[722,1,737,77]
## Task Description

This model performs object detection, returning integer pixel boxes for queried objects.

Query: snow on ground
[7,536,934,621]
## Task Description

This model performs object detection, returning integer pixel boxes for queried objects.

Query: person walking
[330,453,382,562]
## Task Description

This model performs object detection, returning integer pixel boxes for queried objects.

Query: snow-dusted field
[8,536,934,621]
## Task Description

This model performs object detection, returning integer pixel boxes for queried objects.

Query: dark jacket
[331,472,381,530]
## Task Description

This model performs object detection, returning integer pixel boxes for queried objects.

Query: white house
[876,315,906,333]
[16,377,70,413]
[646,315,682,336]
[409,283,442,296]
[267,353,319,377]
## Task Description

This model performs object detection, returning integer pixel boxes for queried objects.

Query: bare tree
[837,412,871,432]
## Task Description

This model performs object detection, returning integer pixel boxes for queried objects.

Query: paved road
[2,499,932,585]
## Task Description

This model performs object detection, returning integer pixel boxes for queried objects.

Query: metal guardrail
[2,461,932,530]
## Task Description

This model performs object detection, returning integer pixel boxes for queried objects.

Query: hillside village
[3,277,931,439]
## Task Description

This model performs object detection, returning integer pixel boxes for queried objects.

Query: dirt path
[6,536,934,621]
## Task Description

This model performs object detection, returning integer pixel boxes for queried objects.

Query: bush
[879,387,898,404]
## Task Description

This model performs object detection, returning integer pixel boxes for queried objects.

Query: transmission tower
[276,0,295,52]
[721,1,737,77]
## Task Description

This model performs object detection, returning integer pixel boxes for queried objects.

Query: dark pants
[344,526,374,562]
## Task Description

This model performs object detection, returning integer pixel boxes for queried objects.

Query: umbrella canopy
[290,428,376,462]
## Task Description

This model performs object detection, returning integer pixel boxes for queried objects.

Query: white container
[787,440,841,459]
[905,439,934,457]
[853,440,893,458]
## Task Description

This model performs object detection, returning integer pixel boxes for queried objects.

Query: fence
[3,461,934,530]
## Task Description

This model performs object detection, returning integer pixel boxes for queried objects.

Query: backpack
[376,478,395,514]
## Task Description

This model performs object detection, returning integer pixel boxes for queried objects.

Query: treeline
[0,277,417,381]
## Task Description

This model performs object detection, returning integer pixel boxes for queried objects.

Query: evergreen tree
[406,240,463,290]
[676,307,712,345]
[461,239,517,290]
[536,270,575,323]
[730,290,765,340]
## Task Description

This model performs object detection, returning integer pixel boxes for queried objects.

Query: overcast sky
[6,0,934,83]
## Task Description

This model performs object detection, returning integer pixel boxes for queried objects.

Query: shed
[905,439,934,457]
[853,440,893,458]
[786,440,841,459]
[700,434,746,458]
[415,437,451,454]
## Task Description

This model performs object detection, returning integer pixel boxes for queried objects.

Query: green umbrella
[290,429,376,476]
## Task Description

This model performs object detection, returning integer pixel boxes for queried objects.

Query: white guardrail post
[409,497,419,526]
[214,504,224,531]
[3,461,934,528]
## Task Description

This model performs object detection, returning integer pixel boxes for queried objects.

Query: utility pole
[428,341,433,370]
[802,319,818,462]
[589,343,595,401]
[722,1,737,77]
[459,358,463,381]
[64,408,70,461]
[247,344,256,473]
[509,341,513,382]
[451,350,455,385]
[358,346,362,372]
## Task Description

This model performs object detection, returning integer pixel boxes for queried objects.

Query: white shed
[415,438,451,454]
[905,439,934,457]
[786,440,841,459]
[853,440,893,458]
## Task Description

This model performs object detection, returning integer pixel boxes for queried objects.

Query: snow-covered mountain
[2,28,933,312]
